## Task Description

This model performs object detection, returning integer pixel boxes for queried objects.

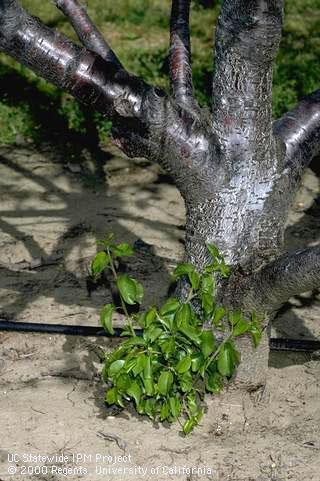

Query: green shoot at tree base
[91,234,262,435]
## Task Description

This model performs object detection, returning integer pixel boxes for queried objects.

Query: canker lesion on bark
[0,0,319,387]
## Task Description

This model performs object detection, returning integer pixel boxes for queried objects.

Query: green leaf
[135,281,144,303]
[229,310,242,326]
[105,387,117,405]
[158,371,173,395]
[91,251,110,277]
[152,358,163,373]
[160,337,176,359]
[145,398,156,419]
[176,356,192,374]
[190,310,202,328]
[232,318,250,337]
[157,316,172,331]
[137,400,145,415]
[143,326,163,342]
[220,262,231,277]
[191,352,204,372]
[217,344,233,377]
[205,245,231,278]
[127,381,142,407]
[136,312,146,328]
[160,402,170,421]
[116,373,130,391]
[194,409,204,424]
[123,357,137,374]
[200,330,216,358]
[248,322,262,347]
[207,243,221,260]
[201,292,215,318]
[172,263,195,280]
[206,372,224,393]
[172,263,200,289]
[137,307,157,329]
[119,325,133,337]
[102,233,115,246]
[116,393,125,407]
[121,337,146,348]
[109,359,125,376]
[169,397,181,419]
[217,342,240,377]
[213,306,226,326]
[143,378,154,396]
[143,356,152,380]
[117,274,144,305]
[183,408,204,434]
[160,298,180,316]
[175,303,191,328]
[188,270,200,290]
[180,372,193,392]
[133,353,146,375]
[187,392,198,415]
[145,307,157,326]
[159,298,180,331]
[104,345,127,367]
[179,320,201,344]
[200,273,215,295]
[100,304,115,335]
[111,242,134,257]
[183,417,196,435]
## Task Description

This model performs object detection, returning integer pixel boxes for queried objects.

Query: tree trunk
[0,0,319,392]
[183,173,286,389]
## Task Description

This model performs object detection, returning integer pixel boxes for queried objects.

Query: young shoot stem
[107,247,135,336]
[205,324,234,370]
[186,287,194,303]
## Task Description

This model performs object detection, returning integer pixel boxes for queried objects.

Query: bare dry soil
[0,144,319,481]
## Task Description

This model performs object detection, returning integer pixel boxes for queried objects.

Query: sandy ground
[0,143,319,481]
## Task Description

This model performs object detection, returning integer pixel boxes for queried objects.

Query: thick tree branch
[0,1,151,119]
[245,246,320,313]
[0,0,167,160]
[53,0,122,67]
[273,89,320,175]
[169,0,195,108]
[212,0,283,166]
[0,1,214,197]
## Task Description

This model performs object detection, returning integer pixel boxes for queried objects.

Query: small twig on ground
[31,406,48,415]
[18,351,37,359]
[96,431,127,452]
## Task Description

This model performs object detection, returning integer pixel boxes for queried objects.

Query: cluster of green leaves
[91,234,262,434]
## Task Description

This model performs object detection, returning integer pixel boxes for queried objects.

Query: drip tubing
[1,319,319,352]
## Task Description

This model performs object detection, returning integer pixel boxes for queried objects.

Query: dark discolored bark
[0,0,319,390]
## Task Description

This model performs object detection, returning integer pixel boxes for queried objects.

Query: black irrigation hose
[0,319,124,338]
[1,319,320,352]
[269,338,320,352]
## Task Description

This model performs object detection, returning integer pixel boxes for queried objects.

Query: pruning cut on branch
[0,0,319,390]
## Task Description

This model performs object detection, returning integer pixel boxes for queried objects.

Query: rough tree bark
[0,0,319,391]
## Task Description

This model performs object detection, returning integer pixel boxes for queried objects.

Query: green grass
[0,0,319,145]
